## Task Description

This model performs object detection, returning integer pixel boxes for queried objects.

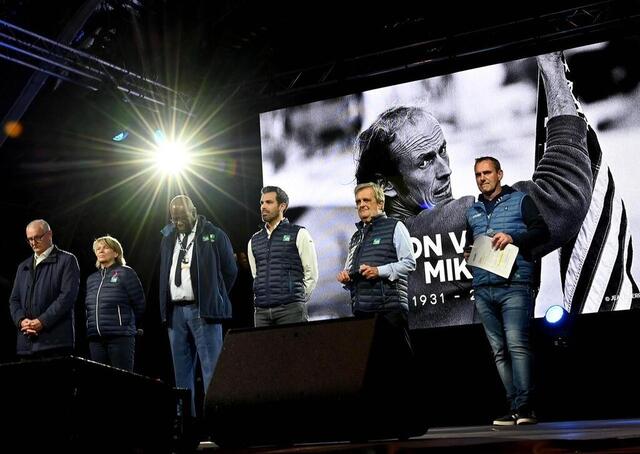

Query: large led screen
[259,40,640,329]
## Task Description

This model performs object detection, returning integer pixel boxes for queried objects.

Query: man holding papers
[464,156,549,427]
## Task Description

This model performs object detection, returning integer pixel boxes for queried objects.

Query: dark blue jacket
[348,215,409,314]
[251,220,305,308]
[159,215,237,322]
[85,264,145,337]
[466,188,534,286]
[9,246,80,355]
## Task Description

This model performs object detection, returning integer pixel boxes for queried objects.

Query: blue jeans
[89,335,135,371]
[474,285,534,411]
[168,304,223,417]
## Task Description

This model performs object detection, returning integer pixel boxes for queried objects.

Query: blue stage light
[545,305,567,325]
[112,130,128,142]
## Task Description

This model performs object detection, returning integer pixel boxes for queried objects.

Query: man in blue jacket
[465,157,549,427]
[159,195,237,417]
[9,219,80,358]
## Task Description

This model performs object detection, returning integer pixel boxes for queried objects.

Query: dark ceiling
[3,0,640,118]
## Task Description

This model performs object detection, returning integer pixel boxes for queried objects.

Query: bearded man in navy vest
[248,186,319,327]
[465,156,549,427]
[337,182,416,340]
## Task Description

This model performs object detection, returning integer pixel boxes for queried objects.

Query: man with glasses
[9,219,80,359]
[159,195,237,422]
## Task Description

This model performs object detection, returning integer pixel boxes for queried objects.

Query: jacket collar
[478,184,515,204]
[25,245,59,270]
[355,211,387,229]
[262,217,289,233]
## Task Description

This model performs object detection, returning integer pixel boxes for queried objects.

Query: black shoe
[493,413,517,426]
[516,407,538,425]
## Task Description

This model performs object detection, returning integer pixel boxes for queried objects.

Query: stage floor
[198,418,640,453]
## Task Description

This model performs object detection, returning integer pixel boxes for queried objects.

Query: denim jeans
[168,304,223,417]
[89,335,135,371]
[474,285,534,411]
[254,302,308,327]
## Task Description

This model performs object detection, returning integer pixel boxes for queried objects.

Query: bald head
[26,219,53,255]
[170,195,197,233]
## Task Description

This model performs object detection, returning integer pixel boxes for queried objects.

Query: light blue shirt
[344,221,416,281]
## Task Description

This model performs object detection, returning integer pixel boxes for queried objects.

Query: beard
[261,211,277,223]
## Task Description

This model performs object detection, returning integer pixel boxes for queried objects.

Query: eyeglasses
[26,231,49,244]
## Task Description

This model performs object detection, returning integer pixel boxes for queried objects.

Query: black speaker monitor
[205,315,427,446]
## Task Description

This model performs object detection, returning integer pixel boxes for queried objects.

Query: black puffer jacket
[85,264,145,337]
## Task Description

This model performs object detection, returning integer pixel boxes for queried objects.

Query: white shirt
[169,219,198,301]
[247,220,319,301]
[35,245,54,267]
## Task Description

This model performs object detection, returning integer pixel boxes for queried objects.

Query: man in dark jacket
[159,195,237,417]
[9,219,80,358]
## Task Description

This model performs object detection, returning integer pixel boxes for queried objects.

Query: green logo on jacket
[283,234,291,242]
[372,238,381,245]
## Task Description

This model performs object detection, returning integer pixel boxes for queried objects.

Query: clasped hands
[20,318,42,336]
[336,264,379,283]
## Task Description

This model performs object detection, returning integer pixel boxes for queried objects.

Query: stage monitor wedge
[205,315,428,447]
[0,356,182,451]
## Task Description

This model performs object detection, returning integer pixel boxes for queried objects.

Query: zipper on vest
[95,269,106,336]
[266,235,272,306]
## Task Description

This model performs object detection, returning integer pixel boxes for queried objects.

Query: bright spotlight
[154,140,191,175]
[544,305,567,325]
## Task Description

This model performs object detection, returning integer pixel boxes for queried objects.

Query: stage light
[153,128,166,144]
[3,120,23,138]
[543,305,573,349]
[544,305,567,325]
[112,130,128,142]
[154,140,191,175]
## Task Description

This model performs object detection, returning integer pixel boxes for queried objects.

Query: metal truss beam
[229,0,640,110]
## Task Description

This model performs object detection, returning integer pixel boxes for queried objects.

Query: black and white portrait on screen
[259,40,640,329]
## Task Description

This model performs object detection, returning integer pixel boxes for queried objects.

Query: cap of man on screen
[248,186,319,327]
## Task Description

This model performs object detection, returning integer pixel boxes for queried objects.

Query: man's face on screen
[391,113,453,210]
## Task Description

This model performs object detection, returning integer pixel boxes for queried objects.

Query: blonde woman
[84,235,145,371]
